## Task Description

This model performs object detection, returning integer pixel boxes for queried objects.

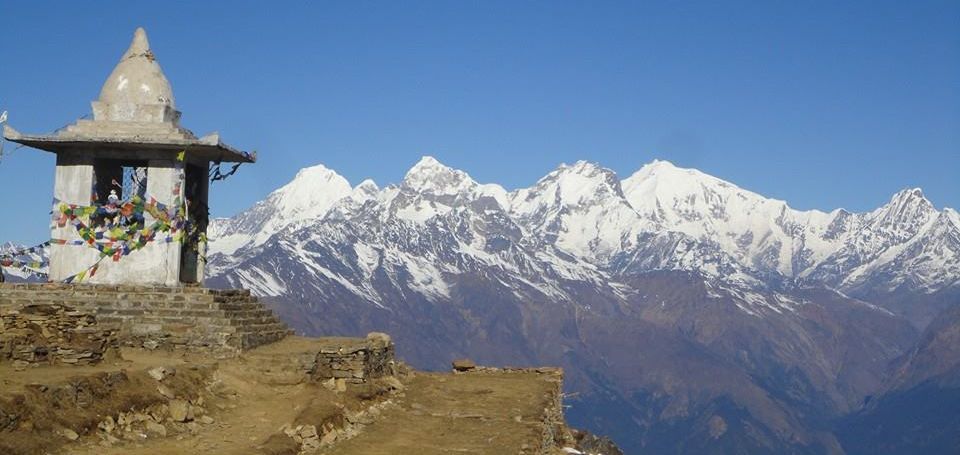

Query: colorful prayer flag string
[40,151,207,282]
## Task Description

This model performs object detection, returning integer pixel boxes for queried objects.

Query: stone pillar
[194,168,209,283]
[49,154,99,282]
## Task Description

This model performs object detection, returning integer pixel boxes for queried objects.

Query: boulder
[366,332,392,347]
[148,366,173,381]
[168,399,193,422]
[452,358,476,372]
[381,376,405,391]
[157,384,175,399]
[98,416,116,433]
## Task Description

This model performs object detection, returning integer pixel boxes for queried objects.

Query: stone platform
[0,283,291,353]
[245,334,397,383]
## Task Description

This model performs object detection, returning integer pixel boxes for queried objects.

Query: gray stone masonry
[0,283,291,353]
[0,302,117,366]
[309,332,396,383]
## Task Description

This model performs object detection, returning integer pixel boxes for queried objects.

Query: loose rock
[59,428,80,441]
[145,420,167,437]
[148,366,173,381]
[452,358,477,372]
[98,416,116,433]
[168,399,193,422]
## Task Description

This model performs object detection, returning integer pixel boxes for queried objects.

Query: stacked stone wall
[310,333,396,383]
[0,302,116,366]
[0,283,290,354]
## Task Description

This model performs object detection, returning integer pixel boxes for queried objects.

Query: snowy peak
[554,160,626,204]
[879,188,935,219]
[513,160,625,213]
[402,156,477,196]
[619,160,812,276]
[622,159,773,225]
[352,179,380,201]
[867,188,937,236]
[945,208,960,230]
[273,164,353,216]
[509,161,645,263]
[889,187,931,206]
[624,159,722,187]
[208,157,958,301]
[207,163,353,256]
[388,156,513,223]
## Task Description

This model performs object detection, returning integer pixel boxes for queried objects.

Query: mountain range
[197,157,955,453]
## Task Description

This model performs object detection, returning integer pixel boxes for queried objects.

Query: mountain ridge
[208,156,959,314]
[204,156,958,453]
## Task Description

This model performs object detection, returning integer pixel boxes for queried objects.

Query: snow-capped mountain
[0,242,48,282]
[207,164,352,256]
[804,189,955,292]
[205,157,958,453]
[209,157,960,313]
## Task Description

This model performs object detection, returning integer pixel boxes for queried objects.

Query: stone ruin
[0,300,116,366]
[309,333,396,383]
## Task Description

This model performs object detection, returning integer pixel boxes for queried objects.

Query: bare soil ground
[321,371,561,455]
[0,337,569,455]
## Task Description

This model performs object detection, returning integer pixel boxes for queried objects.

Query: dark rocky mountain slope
[206,157,958,453]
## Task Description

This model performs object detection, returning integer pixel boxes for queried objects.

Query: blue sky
[1,1,958,244]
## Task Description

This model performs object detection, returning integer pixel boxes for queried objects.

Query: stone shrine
[1,28,290,353]
[3,27,253,286]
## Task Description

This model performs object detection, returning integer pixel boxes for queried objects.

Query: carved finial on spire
[122,27,154,61]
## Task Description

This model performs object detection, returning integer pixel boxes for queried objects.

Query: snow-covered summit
[272,164,353,219]
[621,159,839,275]
[510,160,645,263]
[208,158,960,308]
[402,156,477,196]
[207,164,352,255]
[863,187,937,241]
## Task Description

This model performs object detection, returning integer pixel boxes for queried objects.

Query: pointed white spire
[122,27,152,60]
[96,27,176,118]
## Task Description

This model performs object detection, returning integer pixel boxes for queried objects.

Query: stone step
[0,294,257,307]
[0,285,286,351]
[88,305,274,318]
[212,294,258,304]
[0,297,268,315]
[94,312,282,329]
[215,302,271,312]
[213,324,291,344]
[0,286,251,298]
[221,308,275,318]
[236,328,294,350]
